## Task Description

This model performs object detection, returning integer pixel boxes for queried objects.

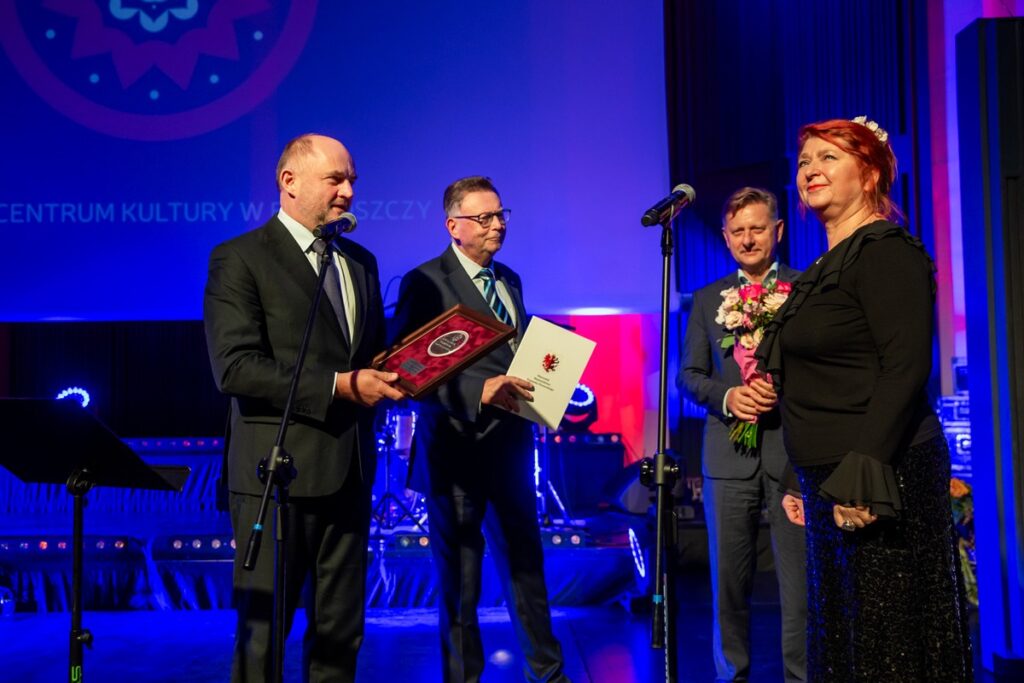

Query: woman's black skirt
[795,436,972,682]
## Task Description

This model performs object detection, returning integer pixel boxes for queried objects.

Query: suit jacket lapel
[496,265,527,339]
[265,218,347,346]
[440,248,494,320]
[335,238,366,353]
[439,248,518,359]
[778,263,800,282]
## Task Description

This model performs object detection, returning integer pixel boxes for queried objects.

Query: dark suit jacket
[203,216,386,497]
[391,246,533,496]
[680,265,800,481]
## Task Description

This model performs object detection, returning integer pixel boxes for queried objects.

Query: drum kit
[370,405,576,536]
[370,404,426,534]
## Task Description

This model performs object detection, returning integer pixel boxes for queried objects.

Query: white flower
[851,115,889,145]
[752,327,764,347]
[763,292,788,312]
[739,332,756,349]
[724,310,744,330]
[720,287,741,307]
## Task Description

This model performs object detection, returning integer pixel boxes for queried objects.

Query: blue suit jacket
[680,265,800,481]
[391,246,534,496]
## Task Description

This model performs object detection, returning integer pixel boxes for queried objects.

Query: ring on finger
[841,519,856,531]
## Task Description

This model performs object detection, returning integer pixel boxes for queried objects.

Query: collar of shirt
[278,208,319,254]
[449,243,518,329]
[277,208,357,335]
[738,260,779,287]
[450,241,496,279]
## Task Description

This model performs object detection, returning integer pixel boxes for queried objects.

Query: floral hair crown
[851,115,889,144]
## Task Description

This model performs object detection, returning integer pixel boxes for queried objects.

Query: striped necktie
[476,267,513,326]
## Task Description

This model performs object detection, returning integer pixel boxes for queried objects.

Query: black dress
[757,221,972,682]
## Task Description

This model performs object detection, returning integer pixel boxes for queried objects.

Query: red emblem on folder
[542,353,559,373]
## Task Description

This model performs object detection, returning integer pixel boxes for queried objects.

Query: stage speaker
[542,434,625,517]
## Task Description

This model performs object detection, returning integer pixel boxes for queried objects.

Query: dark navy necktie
[311,240,351,344]
[476,267,513,326]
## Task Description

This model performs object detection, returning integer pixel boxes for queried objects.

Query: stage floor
[1,583,1001,681]
[2,605,778,682]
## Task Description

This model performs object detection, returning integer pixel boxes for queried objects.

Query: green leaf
[720,335,735,351]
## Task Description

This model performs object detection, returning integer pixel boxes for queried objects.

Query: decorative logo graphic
[428,331,470,358]
[542,353,559,373]
[109,0,199,33]
[0,1,318,140]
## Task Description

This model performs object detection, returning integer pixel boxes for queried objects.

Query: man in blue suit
[392,176,569,683]
[680,187,806,682]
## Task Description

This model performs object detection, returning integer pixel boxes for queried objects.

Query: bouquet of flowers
[715,280,792,450]
[950,477,978,606]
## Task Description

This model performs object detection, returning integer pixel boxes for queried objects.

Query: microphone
[640,184,696,226]
[313,212,358,240]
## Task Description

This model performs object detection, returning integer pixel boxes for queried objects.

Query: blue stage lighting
[56,386,90,407]
[567,383,595,408]
[628,527,646,579]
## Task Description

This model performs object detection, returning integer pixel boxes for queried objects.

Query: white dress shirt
[278,208,357,341]
[449,242,518,328]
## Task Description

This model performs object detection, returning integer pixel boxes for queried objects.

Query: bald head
[277,134,357,230]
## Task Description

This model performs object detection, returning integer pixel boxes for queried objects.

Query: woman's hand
[781,494,804,526]
[833,504,877,531]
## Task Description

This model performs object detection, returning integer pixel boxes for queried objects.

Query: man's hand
[685,476,704,503]
[335,369,404,407]
[781,493,805,526]
[726,378,778,421]
[481,375,534,413]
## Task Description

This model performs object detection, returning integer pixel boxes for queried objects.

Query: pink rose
[775,281,792,294]
[739,283,764,302]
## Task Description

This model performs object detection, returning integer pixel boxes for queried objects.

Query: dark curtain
[6,321,227,437]
[662,0,937,457]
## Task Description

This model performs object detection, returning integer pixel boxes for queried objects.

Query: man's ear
[775,219,785,243]
[445,217,459,242]
[280,169,296,196]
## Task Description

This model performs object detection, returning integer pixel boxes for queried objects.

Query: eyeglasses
[452,208,511,228]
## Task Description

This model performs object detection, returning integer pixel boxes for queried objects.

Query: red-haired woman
[757,117,971,681]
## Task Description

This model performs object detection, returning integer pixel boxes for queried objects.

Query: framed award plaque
[373,304,515,399]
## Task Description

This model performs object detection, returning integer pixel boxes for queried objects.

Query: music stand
[0,399,190,683]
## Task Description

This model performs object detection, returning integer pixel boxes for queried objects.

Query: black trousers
[703,468,808,682]
[425,455,569,683]
[228,464,370,683]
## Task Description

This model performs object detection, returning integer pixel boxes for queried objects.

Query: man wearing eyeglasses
[392,176,570,683]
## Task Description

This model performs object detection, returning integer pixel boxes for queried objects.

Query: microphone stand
[640,214,681,683]
[241,232,336,683]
